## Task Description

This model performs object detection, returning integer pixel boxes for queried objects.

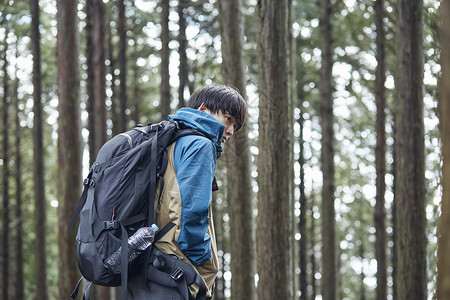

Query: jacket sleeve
[173,135,217,266]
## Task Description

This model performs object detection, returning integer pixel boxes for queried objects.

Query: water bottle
[105,224,158,274]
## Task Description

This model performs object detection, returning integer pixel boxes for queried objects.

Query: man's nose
[227,126,235,136]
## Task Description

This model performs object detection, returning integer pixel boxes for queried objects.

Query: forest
[1,0,450,299]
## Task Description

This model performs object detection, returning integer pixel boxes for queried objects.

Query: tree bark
[178,0,188,109]
[374,1,387,299]
[88,0,107,160]
[86,0,95,164]
[160,0,171,119]
[30,1,48,299]
[392,114,397,300]
[310,196,317,300]
[359,245,366,300]
[212,195,225,300]
[57,0,82,297]
[92,0,107,154]
[298,103,307,300]
[1,23,10,300]
[118,0,127,131]
[131,62,141,125]
[13,59,24,300]
[86,0,107,166]
[107,4,120,137]
[319,0,336,299]
[256,1,293,299]
[437,0,450,297]
[218,1,255,299]
[394,0,427,298]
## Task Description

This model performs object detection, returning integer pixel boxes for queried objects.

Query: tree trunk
[177,0,188,109]
[87,0,107,165]
[57,0,82,297]
[374,1,387,299]
[218,1,255,299]
[160,0,171,119]
[13,61,24,300]
[437,0,450,297]
[212,194,225,300]
[296,17,308,299]
[86,0,95,165]
[118,0,127,131]
[298,103,307,300]
[256,1,293,299]
[30,1,48,299]
[359,245,366,300]
[392,115,397,300]
[88,0,111,300]
[319,0,336,299]
[310,196,317,300]
[394,0,427,298]
[131,62,140,126]
[1,24,10,300]
[107,4,120,137]
[92,0,107,154]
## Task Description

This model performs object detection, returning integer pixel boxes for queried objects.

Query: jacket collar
[168,108,224,153]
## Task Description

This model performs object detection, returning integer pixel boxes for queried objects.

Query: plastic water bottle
[105,224,158,274]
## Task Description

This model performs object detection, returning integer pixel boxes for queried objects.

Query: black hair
[187,85,247,131]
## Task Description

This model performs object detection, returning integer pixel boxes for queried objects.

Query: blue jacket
[168,108,224,265]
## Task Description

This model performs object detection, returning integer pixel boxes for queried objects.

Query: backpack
[69,120,208,300]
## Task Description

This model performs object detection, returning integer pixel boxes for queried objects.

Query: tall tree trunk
[394,0,426,298]
[218,1,255,300]
[118,0,127,131]
[212,195,225,300]
[86,0,107,166]
[310,196,317,300]
[288,3,296,292]
[13,60,24,300]
[437,0,450,297]
[298,102,307,300]
[107,4,120,137]
[1,24,10,300]
[359,245,366,300]
[131,62,140,125]
[374,1,387,299]
[30,1,48,299]
[160,0,171,119]
[319,0,336,299]
[92,0,106,154]
[91,2,109,297]
[296,16,308,299]
[86,0,95,165]
[177,0,188,109]
[256,1,292,299]
[86,0,106,165]
[391,115,397,300]
[57,0,82,297]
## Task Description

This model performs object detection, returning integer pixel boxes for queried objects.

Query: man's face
[199,104,238,143]
[208,110,237,143]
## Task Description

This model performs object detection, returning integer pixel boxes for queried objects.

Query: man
[128,85,246,299]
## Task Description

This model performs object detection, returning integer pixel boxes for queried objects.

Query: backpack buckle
[104,221,119,230]
[83,178,95,188]
[170,267,184,281]
[93,163,101,173]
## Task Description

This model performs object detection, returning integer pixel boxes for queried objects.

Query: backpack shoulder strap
[68,171,92,228]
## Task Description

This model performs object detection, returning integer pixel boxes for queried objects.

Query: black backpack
[69,120,208,300]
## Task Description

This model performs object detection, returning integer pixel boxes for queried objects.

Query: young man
[128,85,246,299]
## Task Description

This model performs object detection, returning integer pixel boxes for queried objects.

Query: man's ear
[198,102,207,112]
